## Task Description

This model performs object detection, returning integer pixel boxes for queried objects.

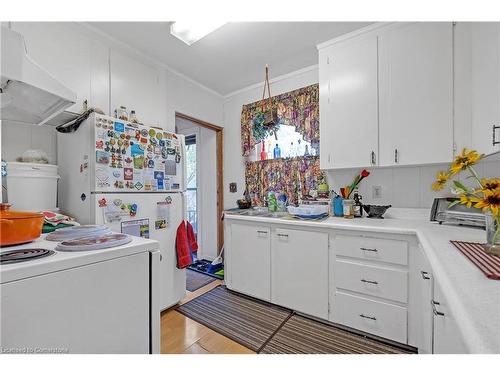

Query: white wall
[176,118,218,260]
[222,66,319,209]
[325,153,500,209]
[1,22,223,164]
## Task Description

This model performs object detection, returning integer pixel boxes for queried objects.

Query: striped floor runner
[186,269,217,292]
[260,314,415,354]
[176,286,415,354]
[176,286,292,352]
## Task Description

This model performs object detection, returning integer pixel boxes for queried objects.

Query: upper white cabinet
[455,22,500,155]
[110,50,163,127]
[318,22,455,169]
[378,22,453,166]
[319,35,379,169]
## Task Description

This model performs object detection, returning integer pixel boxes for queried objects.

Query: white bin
[6,162,59,211]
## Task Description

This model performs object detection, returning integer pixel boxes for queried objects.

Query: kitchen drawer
[334,235,408,265]
[334,260,408,303]
[333,292,407,344]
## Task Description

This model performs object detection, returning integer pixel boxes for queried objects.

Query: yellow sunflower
[449,148,483,176]
[431,171,450,191]
[459,194,475,208]
[473,189,500,217]
[480,178,500,192]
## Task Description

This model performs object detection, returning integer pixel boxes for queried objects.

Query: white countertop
[0,234,160,283]
[225,208,500,353]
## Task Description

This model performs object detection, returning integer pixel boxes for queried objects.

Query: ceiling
[89,22,371,96]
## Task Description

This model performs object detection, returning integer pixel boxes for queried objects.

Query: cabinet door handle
[276,233,289,238]
[431,300,445,316]
[493,125,500,146]
[361,279,378,285]
[359,314,377,321]
[394,149,399,163]
[360,247,378,252]
[421,271,431,280]
[160,254,163,261]
[371,151,376,165]
[257,230,268,235]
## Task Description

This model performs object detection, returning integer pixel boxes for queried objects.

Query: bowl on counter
[362,204,392,219]
[236,199,252,209]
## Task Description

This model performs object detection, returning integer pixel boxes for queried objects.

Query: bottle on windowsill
[273,143,281,159]
[260,142,267,161]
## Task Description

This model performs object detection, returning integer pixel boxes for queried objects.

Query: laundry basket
[6,162,59,211]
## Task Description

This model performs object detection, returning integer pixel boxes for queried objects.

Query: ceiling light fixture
[170,21,226,46]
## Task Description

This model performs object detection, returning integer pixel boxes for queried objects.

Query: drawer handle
[431,300,445,316]
[359,314,377,321]
[277,234,289,238]
[421,271,431,280]
[361,279,378,285]
[257,230,268,234]
[360,247,378,252]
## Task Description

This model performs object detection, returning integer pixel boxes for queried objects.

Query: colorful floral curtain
[245,156,321,206]
[241,84,319,157]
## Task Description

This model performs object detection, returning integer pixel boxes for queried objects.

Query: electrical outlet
[372,185,382,199]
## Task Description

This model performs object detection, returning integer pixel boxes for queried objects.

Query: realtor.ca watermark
[1,346,69,354]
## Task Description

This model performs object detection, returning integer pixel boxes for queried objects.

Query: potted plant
[432,148,500,256]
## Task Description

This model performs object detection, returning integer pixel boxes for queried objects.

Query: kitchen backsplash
[325,152,500,209]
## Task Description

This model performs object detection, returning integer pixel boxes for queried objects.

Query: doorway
[175,113,223,261]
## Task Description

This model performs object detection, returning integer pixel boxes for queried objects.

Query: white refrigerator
[57,113,187,310]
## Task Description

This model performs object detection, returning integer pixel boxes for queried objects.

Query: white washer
[0,234,160,354]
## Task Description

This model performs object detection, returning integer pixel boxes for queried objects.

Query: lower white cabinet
[227,222,271,301]
[225,219,471,353]
[334,260,408,303]
[333,292,407,344]
[408,245,434,353]
[271,227,329,319]
[432,280,468,353]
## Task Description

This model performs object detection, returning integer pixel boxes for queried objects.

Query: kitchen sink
[236,209,289,218]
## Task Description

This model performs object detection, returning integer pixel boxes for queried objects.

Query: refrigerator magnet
[96,151,110,164]
[124,168,133,180]
[155,219,167,230]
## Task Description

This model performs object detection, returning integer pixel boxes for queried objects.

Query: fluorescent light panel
[170,21,226,45]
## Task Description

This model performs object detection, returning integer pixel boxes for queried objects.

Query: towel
[175,221,198,269]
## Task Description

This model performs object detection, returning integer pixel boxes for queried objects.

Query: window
[254,124,315,160]
[185,134,198,236]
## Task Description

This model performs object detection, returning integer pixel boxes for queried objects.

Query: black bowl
[362,204,391,218]
[237,199,252,209]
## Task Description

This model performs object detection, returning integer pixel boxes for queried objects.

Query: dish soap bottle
[273,143,281,159]
[268,191,278,212]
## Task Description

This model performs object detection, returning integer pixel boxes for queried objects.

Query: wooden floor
[160,280,255,354]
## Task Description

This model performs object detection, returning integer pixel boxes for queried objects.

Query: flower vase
[484,213,500,257]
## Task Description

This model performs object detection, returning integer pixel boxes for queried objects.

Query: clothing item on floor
[186,269,217,292]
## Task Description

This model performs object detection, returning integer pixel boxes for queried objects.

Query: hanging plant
[252,113,280,142]
[251,65,281,143]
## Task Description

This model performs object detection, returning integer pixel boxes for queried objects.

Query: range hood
[1,27,76,126]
